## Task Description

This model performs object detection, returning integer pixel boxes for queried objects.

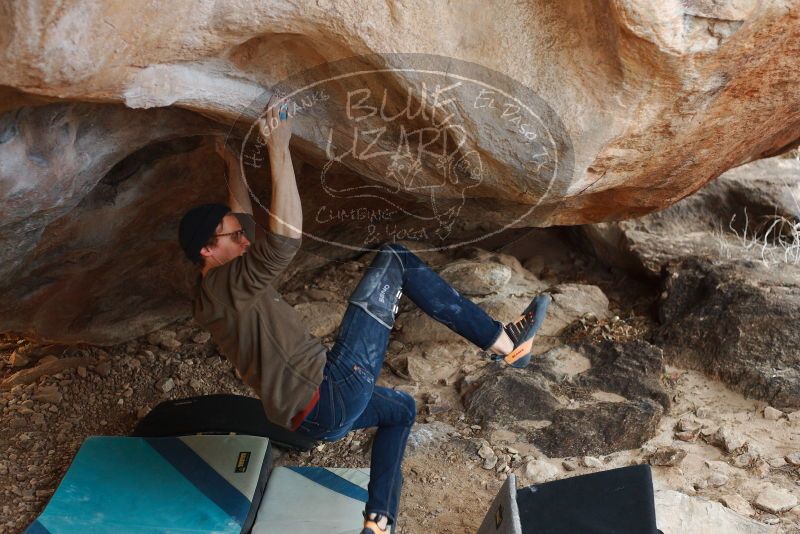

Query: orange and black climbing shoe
[361,511,391,534]
[491,293,552,369]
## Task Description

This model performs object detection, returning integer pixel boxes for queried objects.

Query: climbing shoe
[491,293,552,368]
[361,511,391,534]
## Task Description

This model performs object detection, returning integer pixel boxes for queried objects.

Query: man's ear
[199,245,214,260]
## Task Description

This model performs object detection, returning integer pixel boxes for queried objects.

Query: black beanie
[178,203,231,265]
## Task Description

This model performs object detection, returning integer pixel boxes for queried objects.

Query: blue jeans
[294,243,504,526]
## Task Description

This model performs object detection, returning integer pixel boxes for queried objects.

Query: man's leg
[348,243,511,355]
[348,386,416,530]
[318,243,527,530]
[318,304,413,532]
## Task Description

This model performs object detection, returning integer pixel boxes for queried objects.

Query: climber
[177,93,551,534]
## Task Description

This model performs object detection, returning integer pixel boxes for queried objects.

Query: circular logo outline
[226,53,573,253]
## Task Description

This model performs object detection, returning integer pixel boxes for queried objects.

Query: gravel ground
[2,244,799,533]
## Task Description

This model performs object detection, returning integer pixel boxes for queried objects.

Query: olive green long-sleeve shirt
[192,215,326,429]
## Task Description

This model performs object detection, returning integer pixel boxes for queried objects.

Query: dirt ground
[2,238,799,533]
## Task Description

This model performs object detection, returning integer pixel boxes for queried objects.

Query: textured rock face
[0,103,221,343]
[581,158,800,410]
[3,0,797,219]
[656,257,800,410]
[1,1,799,342]
[580,158,800,277]
[531,398,664,457]
[576,340,670,409]
[463,340,668,457]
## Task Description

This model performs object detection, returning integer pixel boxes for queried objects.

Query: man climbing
[178,94,551,534]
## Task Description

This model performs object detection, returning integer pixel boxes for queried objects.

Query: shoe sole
[503,293,552,368]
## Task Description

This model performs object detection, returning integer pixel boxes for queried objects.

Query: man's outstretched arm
[215,137,253,216]
[258,94,302,239]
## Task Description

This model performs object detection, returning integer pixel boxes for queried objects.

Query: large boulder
[291,301,346,338]
[579,157,800,277]
[462,340,668,456]
[580,157,800,410]
[575,340,670,410]
[0,104,219,343]
[530,399,663,457]
[655,257,800,410]
[1,2,799,343]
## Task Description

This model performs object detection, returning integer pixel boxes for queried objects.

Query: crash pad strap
[145,437,250,525]
[286,466,369,502]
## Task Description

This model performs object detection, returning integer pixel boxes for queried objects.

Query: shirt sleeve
[232,212,257,244]
[211,226,302,297]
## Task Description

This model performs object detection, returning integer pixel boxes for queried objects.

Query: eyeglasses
[214,229,247,243]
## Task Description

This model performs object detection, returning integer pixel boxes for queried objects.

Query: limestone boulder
[530,399,663,457]
[1,1,799,343]
[580,158,800,410]
[462,340,668,456]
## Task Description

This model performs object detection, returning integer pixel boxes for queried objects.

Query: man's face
[201,214,251,268]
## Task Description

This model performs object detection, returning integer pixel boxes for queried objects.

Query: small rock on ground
[714,425,747,453]
[720,494,755,517]
[648,446,687,467]
[582,456,604,468]
[753,486,798,514]
[785,452,800,467]
[156,377,174,393]
[521,460,561,483]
